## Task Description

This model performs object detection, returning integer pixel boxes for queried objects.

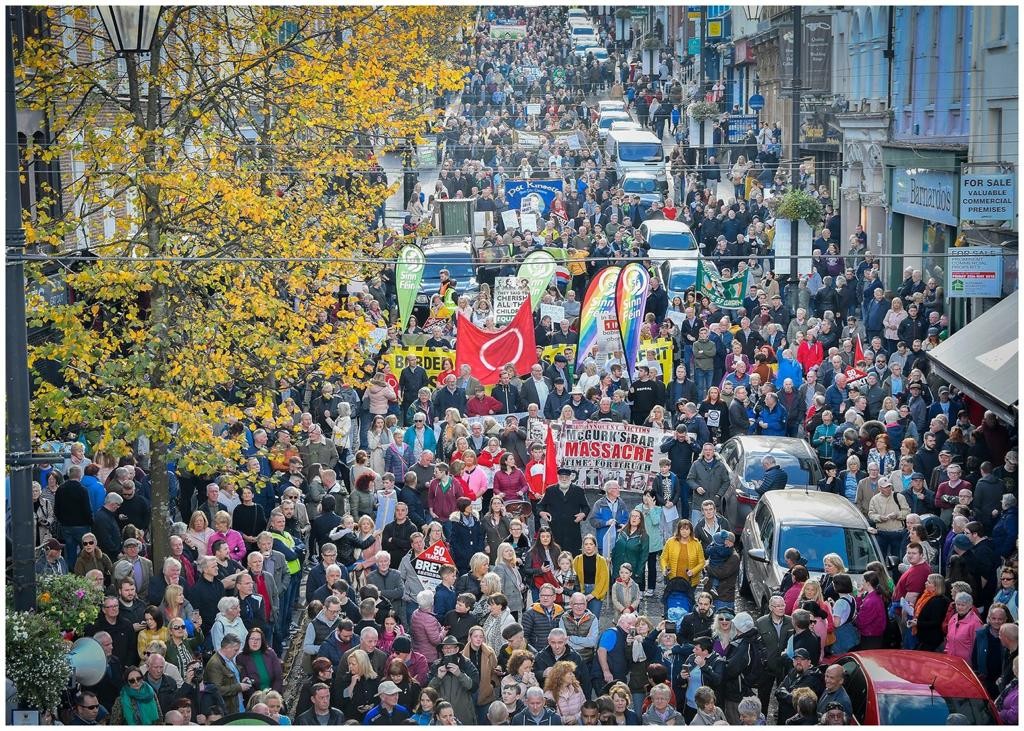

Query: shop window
[923,222,949,283]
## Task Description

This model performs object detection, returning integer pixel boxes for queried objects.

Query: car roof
[599,110,631,120]
[598,100,625,109]
[760,490,869,528]
[422,242,472,257]
[622,171,658,181]
[607,130,661,143]
[641,219,693,235]
[841,651,993,699]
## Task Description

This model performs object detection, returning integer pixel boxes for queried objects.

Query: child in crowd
[611,563,641,614]
[705,531,735,597]
[553,550,578,605]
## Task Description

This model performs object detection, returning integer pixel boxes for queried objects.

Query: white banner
[493,276,529,325]
[557,420,664,491]
[540,303,566,323]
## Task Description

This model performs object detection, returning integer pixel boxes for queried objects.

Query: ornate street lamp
[97,6,161,55]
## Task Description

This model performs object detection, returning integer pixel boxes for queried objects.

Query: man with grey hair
[211,596,245,650]
[757,455,788,495]
[90,491,125,559]
[643,683,685,724]
[534,627,592,697]
[147,556,184,604]
[205,633,250,713]
[366,550,404,621]
[341,626,388,680]
[512,686,562,725]
[53,463,94,567]
[589,480,628,556]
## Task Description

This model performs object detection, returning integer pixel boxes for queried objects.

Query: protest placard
[521,213,539,232]
[493,276,529,325]
[501,209,521,231]
[540,303,565,323]
[557,420,664,492]
[526,103,542,116]
[381,346,456,381]
[414,540,456,590]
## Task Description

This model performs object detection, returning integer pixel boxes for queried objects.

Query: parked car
[638,219,699,263]
[597,110,633,139]
[621,171,663,211]
[719,435,823,534]
[596,99,626,115]
[740,490,882,611]
[829,651,1001,725]
[573,45,609,62]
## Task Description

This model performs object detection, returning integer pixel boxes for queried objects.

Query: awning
[926,290,1018,424]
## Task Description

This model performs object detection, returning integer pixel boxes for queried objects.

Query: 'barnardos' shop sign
[892,169,958,226]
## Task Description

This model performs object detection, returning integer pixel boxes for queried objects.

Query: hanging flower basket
[687,101,720,122]
[775,189,824,227]
[6,611,72,714]
[37,573,104,637]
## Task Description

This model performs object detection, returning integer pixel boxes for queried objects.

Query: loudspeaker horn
[67,637,106,686]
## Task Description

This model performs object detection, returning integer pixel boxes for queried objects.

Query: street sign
[727,115,759,143]
[688,37,700,55]
[688,11,701,20]
[748,94,765,110]
[707,19,723,38]
[959,173,1015,222]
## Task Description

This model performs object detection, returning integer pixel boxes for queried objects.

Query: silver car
[739,490,884,612]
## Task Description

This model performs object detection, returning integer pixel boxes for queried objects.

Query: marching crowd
[19,5,1019,728]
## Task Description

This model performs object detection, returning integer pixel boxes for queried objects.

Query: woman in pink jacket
[854,570,889,650]
[492,453,528,504]
[945,591,984,661]
[365,374,397,418]
[208,510,247,563]
[410,589,446,664]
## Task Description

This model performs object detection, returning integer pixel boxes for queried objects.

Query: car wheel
[738,555,752,598]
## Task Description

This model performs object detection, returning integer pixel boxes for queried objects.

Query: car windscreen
[617,142,663,162]
[647,232,697,251]
[422,255,475,284]
[623,177,657,194]
[668,269,697,291]
[775,524,878,573]
[743,451,816,485]
[876,694,996,725]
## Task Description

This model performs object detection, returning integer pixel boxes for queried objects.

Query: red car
[830,650,1000,725]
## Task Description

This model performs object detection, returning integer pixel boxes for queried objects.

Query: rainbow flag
[576,266,621,370]
[615,263,651,380]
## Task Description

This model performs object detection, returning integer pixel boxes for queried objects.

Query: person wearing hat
[35,537,68,576]
[567,384,595,420]
[543,377,571,420]
[904,471,936,517]
[426,635,479,725]
[544,352,574,389]
[363,680,411,724]
[387,633,428,686]
[774,647,824,723]
[867,477,910,561]
[538,467,589,557]
[466,385,503,418]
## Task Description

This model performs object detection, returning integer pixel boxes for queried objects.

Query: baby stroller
[663,577,695,628]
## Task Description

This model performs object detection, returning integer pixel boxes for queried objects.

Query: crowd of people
[19,5,1019,728]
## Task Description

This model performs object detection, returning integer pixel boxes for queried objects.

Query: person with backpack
[707,612,767,724]
[829,574,860,654]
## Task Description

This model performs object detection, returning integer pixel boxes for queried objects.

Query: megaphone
[67,637,107,686]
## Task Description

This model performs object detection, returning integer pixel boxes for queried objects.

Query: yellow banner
[381,346,456,381]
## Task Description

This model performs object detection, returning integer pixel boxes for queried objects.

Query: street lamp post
[6,10,38,612]
[788,7,802,279]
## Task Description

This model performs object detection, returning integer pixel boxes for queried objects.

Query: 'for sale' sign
[414,540,456,591]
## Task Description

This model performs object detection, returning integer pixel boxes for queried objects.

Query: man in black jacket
[774,648,824,723]
[398,355,429,424]
[295,683,346,725]
[381,502,416,558]
[538,468,589,557]
[629,366,666,425]
[660,425,699,487]
[55,465,96,568]
[491,371,522,414]
[533,628,592,698]
[91,492,125,561]
[87,595,139,668]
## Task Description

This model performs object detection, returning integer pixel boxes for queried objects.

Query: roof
[641,219,694,235]
[926,290,1018,423]
[621,171,658,181]
[760,490,867,528]
[606,130,661,143]
[845,651,991,698]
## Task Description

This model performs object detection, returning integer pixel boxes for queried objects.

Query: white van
[596,99,626,115]
[567,8,588,20]
[570,25,598,44]
[640,220,700,263]
[605,129,667,185]
[597,110,632,139]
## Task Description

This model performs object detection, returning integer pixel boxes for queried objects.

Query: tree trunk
[150,439,171,565]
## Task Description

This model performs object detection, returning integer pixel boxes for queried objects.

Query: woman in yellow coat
[660,519,706,588]
[573,534,610,617]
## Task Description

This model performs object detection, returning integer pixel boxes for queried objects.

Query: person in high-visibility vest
[268,510,304,641]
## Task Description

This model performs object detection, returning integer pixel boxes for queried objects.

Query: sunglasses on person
[82,540,95,546]
[79,704,99,711]
[171,624,185,630]
[128,676,143,685]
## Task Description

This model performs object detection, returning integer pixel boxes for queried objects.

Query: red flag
[455,298,537,385]
[845,334,868,383]
[544,421,559,489]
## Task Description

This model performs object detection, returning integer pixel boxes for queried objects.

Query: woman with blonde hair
[340,648,379,719]
[365,414,392,478]
[206,510,246,562]
[493,542,526,618]
[543,659,587,723]
[463,625,499,723]
[608,682,641,724]
[797,579,835,661]
[185,511,213,556]
[819,553,847,602]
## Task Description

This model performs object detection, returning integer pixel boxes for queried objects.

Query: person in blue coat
[756,456,788,496]
[863,287,889,342]
[774,350,804,390]
[81,465,108,514]
[444,498,486,574]
[756,393,788,436]
[588,481,630,556]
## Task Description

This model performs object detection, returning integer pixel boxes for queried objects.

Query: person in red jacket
[466,387,503,417]
[892,542,931,648]
[523,443,549,532]
[427,462,464,521]
[796,330,825,374]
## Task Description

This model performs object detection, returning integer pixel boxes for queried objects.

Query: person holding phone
[426,635,480,724]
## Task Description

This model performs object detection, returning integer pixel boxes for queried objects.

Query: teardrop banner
[576,265,621,370]
[615,263,651,380]
[395,244,425,330]
[517,249,557,311]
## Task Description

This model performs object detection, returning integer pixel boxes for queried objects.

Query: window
[755,505,774,549]
[775,524,880,572]
[617,143,663,162]
[839,659,868,721]
[876,695,997,725]
[742,450,820,486]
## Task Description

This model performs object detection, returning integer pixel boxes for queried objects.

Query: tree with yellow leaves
[18,6,467,560]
